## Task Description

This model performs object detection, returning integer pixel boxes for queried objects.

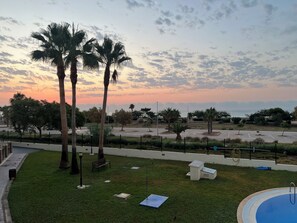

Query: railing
[1,130,297,165]
[289,182,296,204]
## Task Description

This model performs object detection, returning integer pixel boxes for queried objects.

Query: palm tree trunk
[58,66,69,169]
[70,65,79,174]
[98,65,110,164]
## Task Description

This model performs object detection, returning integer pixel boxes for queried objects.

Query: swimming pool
[237,187,297,223]
[256,193,297,223]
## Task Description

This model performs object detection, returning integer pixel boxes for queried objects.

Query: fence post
[249,148,252,160]
[82,134,84,147]
[274,142,277,164]
[120,135,122,149]
[7,131,9,141]
[223,147,226,158]
[49,132,51,144]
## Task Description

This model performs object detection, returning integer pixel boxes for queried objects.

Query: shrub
[253,137,265,144]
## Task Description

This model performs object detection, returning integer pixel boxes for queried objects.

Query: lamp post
[77,153,85,189]
[90,134,94,155]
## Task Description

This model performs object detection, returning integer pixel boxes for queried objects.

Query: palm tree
[31,22,71,169]
[159,108,181,131]
[171,121,188,141]
[204,107,217,134]
[65,24,99,174]
[129,104,135,112]
[95,37,131,164]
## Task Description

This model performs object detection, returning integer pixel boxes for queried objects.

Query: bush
[88,124,112,144]
[253,138,265,144]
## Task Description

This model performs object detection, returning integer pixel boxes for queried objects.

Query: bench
[92,160,111,172]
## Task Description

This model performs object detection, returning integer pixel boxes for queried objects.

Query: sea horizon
[78,100,297,118]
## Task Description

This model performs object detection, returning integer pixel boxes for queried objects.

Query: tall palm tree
[65,24,99,174]
[31,22,71,169]
[205,107,217,134]
[95,37,131,164]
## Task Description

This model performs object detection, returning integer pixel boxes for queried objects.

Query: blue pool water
[256,194,297,223]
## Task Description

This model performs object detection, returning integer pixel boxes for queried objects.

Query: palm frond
[31,50,46,61]
[31,32,47,43]
[111,69,118,82]
[118,56,131,65]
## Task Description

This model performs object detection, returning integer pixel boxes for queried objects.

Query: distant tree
[281,122,291,136]
[10,93,29,136]
[83,107,102,123]
[9,93,44,136]
[171,121,189,141]
[29,99,47,138]
[249,107,291,126]
[293,107,297,120]
[191,110,205,121]
[204,107,217,134]
[0,105,11,127]
[140,107,151,113]
[231,117,242,125]
[43,101,61,130]
[159,108,181,130]
[132,110,142,120]
[75,108,86,128]
[143,117,153,132]
[113,109,132,131]
[237,123,244,135]
[129,104,135,112]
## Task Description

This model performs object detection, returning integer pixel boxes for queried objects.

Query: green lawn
[8,151,296,223]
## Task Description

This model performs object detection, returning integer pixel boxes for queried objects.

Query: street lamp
[77,153,85,189]
[90,134,94,155]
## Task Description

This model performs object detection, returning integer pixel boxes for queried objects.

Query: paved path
[112,127,297,144]
[0,148,37,223]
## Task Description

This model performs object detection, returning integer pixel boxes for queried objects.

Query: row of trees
[29,22,130,172]
[2,93,85,137]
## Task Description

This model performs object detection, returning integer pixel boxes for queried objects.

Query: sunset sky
[0,0,297,115]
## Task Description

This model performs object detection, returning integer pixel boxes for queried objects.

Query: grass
[8,151,297,223]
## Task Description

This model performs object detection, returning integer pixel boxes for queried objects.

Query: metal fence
[0,130,296,165]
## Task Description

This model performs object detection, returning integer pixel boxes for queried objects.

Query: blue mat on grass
[140,194,168,208]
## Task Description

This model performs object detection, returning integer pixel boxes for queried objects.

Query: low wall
[0,142,12,165]
[11,142,297,172]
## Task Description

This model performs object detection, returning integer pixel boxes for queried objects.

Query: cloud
[126,0,144,9]
[0,16,22,25]
[264,4,277,16]
[179,5,195,14]
[241,0,258,8]
[79,79,96,86]
[0,77,9,83]
[155,17,175,26]
[282,25,297,35]
[0,52,12,57]
[0,67,30,76]
[19,80,36,85]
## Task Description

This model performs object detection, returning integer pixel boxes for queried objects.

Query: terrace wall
[11,142,297,172]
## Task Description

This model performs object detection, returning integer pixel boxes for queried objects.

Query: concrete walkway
[0,148,37,223]
[112,127,297,143]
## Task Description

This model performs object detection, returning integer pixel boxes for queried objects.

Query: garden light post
[77,153,85,189]
[90,134,94,155]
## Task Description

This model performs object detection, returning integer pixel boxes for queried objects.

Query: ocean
[79,100,297,118]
